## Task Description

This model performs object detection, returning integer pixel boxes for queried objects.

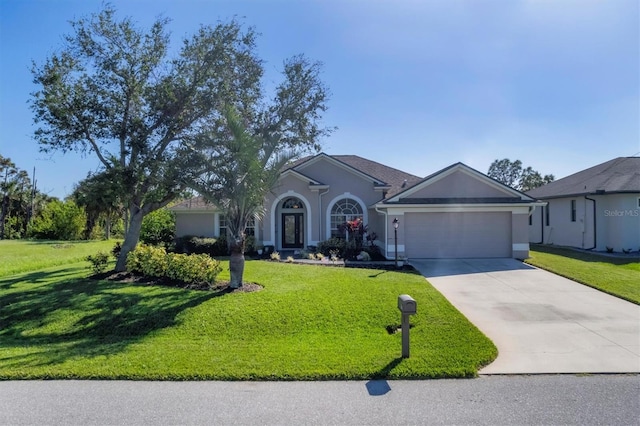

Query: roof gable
[279,168,324,185]
[285,153,421,198]
[386,163,535,203]
[293,153,387,185]
[526,157,640,199]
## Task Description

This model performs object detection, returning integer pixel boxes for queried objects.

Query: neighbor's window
[529,214,532,226]
[571,200,576,222]
[219,214,255,236]
[219,214,227,237]
[245,217,256,237]
[330,198,363,238]
[545,205,550,226]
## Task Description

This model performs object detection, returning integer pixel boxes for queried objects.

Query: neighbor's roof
[285,154,422,199]
[170,196,217,211]
[526,157,640,199]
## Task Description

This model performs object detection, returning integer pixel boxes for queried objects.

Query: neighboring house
[526,157,640,253]
[172,153,541,259]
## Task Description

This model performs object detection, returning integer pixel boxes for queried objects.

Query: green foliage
[317,237,347,257]
[527,245,640,304]
[28,199,86,240]
[31,6,270,270]
[165,253,223,286]
[173,235,229,256]
[126,244,169,278]
[487,158,554,191]
[127,244,222,286]
[111,241,122,259]
[0,261,496,380]
[0,239,118,277]
[85,251,110,274]
[140,209,175,247]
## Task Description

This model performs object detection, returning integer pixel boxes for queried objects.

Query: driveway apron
[411,258,640,374]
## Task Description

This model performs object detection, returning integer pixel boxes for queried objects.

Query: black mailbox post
[398,294,417,358]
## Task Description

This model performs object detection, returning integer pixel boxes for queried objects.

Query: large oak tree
[31,7,263,270]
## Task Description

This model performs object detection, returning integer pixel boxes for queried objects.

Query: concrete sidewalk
[411,258,640,374]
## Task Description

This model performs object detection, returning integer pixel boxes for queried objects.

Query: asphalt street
[1,375,638,425]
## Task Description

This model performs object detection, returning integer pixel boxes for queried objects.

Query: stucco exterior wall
[405,170,510,199]
[263,159,387,249]
[597,193,640,251]
[175,212,216,238]
[528,193,639,253]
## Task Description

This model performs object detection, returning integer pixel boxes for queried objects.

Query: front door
[282,213,304,249]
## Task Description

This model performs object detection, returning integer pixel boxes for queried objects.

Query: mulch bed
[90,271,263,293]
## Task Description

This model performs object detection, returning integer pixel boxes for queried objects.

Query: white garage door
[404,212,512,258]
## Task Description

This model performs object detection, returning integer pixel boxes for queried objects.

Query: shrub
[270,251,280,261]
[166,252,222,286]
[286,256,294,263]
[29,199,86,240]
[85,251,110,274]
[244,235,257,254]
[127,244,222,286]
[173,235,229,257]
[111,241,122,258]
[357,251,371,261]
[317,237,347,257]
[126,244,168,277]
[140,209,175,247]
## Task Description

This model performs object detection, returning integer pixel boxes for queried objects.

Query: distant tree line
[0,154,176,243]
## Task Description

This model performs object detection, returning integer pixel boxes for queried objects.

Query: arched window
[330,198,363,237]
[282,197,303,209]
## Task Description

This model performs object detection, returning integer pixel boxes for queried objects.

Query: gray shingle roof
[525,157,640,199]
[171,196,217,211]
[285,154,422,199]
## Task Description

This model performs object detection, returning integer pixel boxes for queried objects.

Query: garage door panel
[405,212,511,258]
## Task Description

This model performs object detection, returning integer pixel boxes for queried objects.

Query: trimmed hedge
[127,244,222,286]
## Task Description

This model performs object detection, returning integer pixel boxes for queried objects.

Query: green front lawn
[526,245,640,304]
[0,239,118,277]
[0,259,497,380]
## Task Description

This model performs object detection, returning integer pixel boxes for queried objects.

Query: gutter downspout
[584,195,596,250]
[540,204,545,244]
[375,205,388,259]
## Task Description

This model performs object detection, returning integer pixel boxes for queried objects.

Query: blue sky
[1,0,638,199]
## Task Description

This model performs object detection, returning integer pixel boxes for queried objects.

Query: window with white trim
[330,198,363,238]
[219,214,255,237]
[570,200,576,222]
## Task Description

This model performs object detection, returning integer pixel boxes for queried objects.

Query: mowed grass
[0,259,497,380]
[0,239,118,277]
[526,245,640,304]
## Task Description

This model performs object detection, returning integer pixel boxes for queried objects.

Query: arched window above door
[282,197,303,209]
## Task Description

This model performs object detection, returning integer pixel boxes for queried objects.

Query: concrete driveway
[411,258,640,374]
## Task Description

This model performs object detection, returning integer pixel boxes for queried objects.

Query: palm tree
[187,106,294,288]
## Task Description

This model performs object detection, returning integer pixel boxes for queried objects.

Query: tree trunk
[228,236,245,289]
[0,194,8,239]
[115,208,145,272]
[105,214,112,240]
